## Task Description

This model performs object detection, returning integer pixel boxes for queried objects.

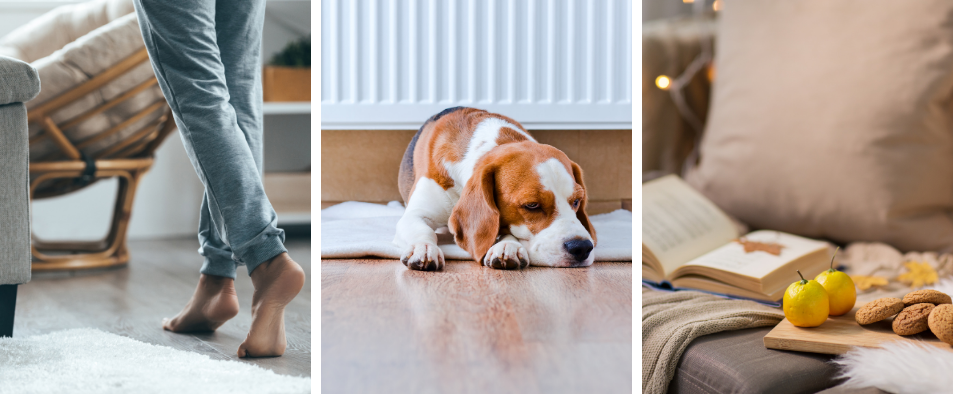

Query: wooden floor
[321,259,633,394]
[12,236,311,377]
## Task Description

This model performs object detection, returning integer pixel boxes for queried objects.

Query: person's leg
[133,0,300,348]
[161,196,240,332]
[213,0,305,358]
[197,195,240,279]
[133,0,286,272]
[133,0,243,334]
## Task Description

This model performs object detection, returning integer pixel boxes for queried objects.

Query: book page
[683,230,828,279]
[641,175,739,274]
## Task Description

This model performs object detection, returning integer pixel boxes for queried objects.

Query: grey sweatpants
[133,0,286,278]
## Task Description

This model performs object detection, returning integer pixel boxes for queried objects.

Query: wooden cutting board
[763,305,953,355]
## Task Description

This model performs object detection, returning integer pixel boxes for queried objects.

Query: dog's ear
[571,161,597,244]
[449,161,500,262]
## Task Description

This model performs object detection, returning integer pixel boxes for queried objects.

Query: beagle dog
[394,107,596,271]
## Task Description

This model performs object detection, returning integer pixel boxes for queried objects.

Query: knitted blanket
[642,289,785,394]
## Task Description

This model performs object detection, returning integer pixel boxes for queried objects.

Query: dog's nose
[564,239,593,261]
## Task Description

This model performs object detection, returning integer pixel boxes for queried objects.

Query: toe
[517,248,529,268]
[407,245,443,271]
[495,255,512,269]
[483,242,525,270]
[405,243,439,271]
[503,243,521,269]
[411,260,432,271]
[490,257,504,269]
[432,249,445,271]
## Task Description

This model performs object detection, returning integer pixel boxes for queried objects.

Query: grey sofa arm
[0,55,37,337]
[0,55,40,105]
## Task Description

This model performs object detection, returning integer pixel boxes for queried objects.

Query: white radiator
[320,0,632,130]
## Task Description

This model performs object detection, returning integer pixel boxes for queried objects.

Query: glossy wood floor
[12,237,311,377]
[322,259,633,394]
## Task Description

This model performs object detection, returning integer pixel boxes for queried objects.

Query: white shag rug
[320,201,633,261]
[0,329,310,394]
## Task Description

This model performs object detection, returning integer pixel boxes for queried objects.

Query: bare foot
[237,252,305,358]
[163,274,240,332]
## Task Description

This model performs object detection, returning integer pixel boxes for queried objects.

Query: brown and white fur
[394,107,596,271]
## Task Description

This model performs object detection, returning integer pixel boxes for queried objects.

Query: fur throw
[834,338,953,394]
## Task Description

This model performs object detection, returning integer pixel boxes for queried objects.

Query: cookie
[893,303,935,336]
[929,304,953,345]
[855,297,905,325]
[902,289,952,306]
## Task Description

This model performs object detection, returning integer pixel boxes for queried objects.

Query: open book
[642,175,831,303]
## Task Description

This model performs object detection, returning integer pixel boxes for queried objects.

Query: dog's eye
[572,199,580,209]
[523,203,540,210]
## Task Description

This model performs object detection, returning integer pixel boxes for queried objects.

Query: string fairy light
[652,0,717,170]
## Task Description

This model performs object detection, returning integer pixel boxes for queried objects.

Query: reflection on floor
[322,259,633,393]
[14,237,311,377]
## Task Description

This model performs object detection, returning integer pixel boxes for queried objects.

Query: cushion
[0,56,39,105]
[685,1,953,252]
[24,12,164,160]
[669,327,839,394]
[0,0,134,62]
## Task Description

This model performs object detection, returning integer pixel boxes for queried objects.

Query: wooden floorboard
[13,236,311,378]
[321,259,633,394]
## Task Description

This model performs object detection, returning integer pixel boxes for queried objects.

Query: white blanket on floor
[320,201,633,261]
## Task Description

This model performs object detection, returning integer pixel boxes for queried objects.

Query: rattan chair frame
[27,48,177,271]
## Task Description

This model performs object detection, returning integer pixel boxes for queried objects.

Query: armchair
[1,0,175,271]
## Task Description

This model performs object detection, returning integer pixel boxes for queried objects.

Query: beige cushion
[0,1,165,160]
[0,0,134,62]
[685,0,953,252]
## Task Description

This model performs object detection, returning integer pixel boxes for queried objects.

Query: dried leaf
[850,275,889,291]
[734,238,784,256]
[897,261,939,288]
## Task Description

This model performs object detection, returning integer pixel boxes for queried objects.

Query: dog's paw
[483,241,529,270]
[400,242,445,271]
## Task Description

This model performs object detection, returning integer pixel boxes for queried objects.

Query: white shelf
[263,102,311,115]
[277,212,310,226]
[320,102,632,130]
[265,172,310,226]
